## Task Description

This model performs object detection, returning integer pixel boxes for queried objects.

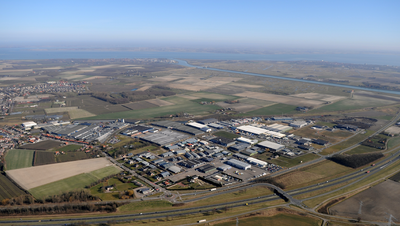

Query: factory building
[198,118,218,125]
[225,159,251,170]
[21,121,37,130]
[247,157,268,167]
[257,140,285,152]
[236,137,258,145]
[290,120,308,128]
[186,122,212,132]
[210,137,236,147]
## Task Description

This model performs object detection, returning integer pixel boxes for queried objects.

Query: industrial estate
[1,58,400,225]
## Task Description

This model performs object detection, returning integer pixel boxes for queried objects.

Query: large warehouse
[237,125,286,138]
[226,159,251,170]
[257,140,285,152]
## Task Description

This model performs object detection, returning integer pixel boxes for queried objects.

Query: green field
[80,96,221,120]
[213,131,240,139]
[56,152,89,163]
[311,97,394,113]
[345,145,381,155]
[215,213,321,226]
[29,166,121,199]
[118,200,173,212]
[55,144,82,152]
[388,136,400,149]
[0,174,25,200]
[239,103,298,116]
[320,130,374,155]
[89,177,139,200]
[5,149,35,170]
[262,153,320,168]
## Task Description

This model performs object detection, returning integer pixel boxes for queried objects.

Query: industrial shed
[247,157,268,167]
[217,164,232,171]
[290,120,308,128]
[198,118,218,125]
[197,164,216,173]
[210,137,236,147]
[168,166,182,174]
[226,159,251,170]
[257,140,285,152]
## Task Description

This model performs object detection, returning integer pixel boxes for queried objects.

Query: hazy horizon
[1,0,399,53]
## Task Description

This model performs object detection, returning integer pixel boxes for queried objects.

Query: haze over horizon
[1,0,400,53]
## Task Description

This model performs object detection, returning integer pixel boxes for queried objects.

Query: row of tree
[0,202,122,216]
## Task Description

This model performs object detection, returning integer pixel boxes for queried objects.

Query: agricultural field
[20,140,62,150]
[239,103,298,116]
[81,96,221,120]
[0,174,25,200]
[320,130,374,155]
[257,153,320,168]
[235,91,325,107]
[56,152,90,163]
[274,160,352,188]
[291,126,353,143]
[45,106,96,119]
[215,213,322,226]
[311,93,398,113]
[6,158,115,190]
[33,151,55,166]
[330,180,400,221]
[387,136,400,149]
[66,95,130,115]
[54,144,83,152]
[29,165,121,199]
[89,177,139,200]
[5,149,34,170]
[345,145,382,155]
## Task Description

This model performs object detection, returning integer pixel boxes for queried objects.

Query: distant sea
[0,48,399,66]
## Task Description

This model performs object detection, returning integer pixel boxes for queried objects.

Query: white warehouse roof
[237,125,268,135]
[247,157,268,167]
[187,122,208,129]
[22,121,37,127]
[257,140,285,151]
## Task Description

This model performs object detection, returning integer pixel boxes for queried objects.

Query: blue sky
[1,0,399,52]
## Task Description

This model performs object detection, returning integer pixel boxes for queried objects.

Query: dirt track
[6,158,114,190]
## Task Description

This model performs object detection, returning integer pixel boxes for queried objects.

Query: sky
[1,0,399,52]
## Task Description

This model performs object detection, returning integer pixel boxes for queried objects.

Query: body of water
[0,48,399,66]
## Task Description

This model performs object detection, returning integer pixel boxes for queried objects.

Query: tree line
[0,202,123,216]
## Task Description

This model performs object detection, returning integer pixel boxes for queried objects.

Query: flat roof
[257,140,285,150]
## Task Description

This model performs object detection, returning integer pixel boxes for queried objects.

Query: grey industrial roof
[226,159,251,168]
[151,121,204,135]
[140,129,188,146]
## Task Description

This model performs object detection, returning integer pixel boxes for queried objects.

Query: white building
[22,121,37,130]
[290,120,308,128]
